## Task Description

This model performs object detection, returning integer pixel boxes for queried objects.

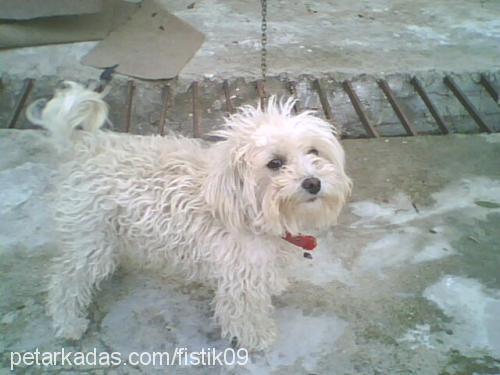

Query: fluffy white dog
[28,82,351,350]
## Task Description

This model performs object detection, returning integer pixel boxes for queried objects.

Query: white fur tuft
[26,81,108,147]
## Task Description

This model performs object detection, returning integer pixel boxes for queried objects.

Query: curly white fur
[32,82,351,350]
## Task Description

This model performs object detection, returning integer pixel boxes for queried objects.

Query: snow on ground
[1,130,500,374]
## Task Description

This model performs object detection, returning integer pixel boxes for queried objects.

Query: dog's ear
[203,141,259,233]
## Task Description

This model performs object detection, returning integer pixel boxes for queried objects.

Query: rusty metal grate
[2,73,499,139]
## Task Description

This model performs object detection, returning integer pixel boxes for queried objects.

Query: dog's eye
[267,158,284,170]
[308,148,319,156]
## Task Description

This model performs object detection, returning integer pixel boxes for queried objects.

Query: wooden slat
[124,80,135,133]
[159,85,171,136]
[410,77,449,135]
[343,80,379,138]
[444,76,492,133]
[222,79,235,114]
[8,78,34,129]
[192,81,203,138]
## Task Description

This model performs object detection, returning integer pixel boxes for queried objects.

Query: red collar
[282,232,317,251]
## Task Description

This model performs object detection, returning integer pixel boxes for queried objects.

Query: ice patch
[0,162,50,214]
[453,19,500,38]
[356,231,417,277]
[248,308,348,372]
[100,284,227,366]
[350,192,414,227]
[237,39,261,50]
[293,254,354,286]
[348,178,499,275]
[424,276,500,357]
[431,178,500,219]
[412,239,455,264]
[350,201,398,224]
[0,162,55,251]
[480,133,500,143]
[397,324,435,350]
[350,177,500,228]
[406,25,450,44]
[355,228,455,276]
[292,235,354,286]
[340,39,370,47]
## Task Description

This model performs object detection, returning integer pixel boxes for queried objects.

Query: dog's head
[204,97,352,236]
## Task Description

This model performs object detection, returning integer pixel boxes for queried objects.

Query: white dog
[28,82,351,350]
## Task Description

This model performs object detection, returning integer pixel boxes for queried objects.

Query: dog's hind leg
[47,213,119,340]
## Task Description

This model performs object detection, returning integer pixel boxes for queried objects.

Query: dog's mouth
[306,197,318,203]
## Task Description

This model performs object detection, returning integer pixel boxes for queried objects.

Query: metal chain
[260,0,267,81]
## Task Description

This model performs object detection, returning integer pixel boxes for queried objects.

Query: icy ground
[1,130,500,374]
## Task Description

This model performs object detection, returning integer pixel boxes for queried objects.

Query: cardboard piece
[0,0,139,49]
[81,0,205,79]
[0,0,103,20]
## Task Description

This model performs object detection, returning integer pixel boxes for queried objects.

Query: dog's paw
[252,326,277,351]
[55,317,89,340]
[235,320,277,351]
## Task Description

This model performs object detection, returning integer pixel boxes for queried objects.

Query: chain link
[260,0,267,81]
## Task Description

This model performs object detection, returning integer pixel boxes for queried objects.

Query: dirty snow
[351,177,500,228]
[249,309,348,372]
[423,276,500,357]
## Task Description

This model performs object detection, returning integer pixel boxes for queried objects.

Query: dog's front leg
[213,263,278,350]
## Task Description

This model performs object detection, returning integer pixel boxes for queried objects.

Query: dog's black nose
[301,177,321,195]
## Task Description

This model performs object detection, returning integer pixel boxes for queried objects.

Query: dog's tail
[26,81,108,145]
